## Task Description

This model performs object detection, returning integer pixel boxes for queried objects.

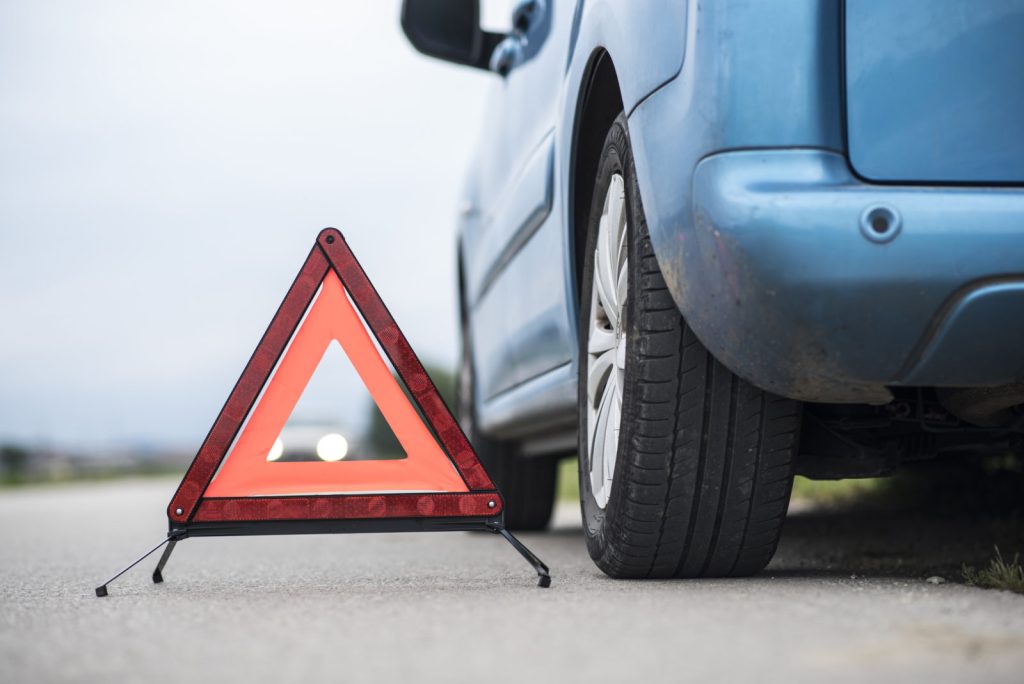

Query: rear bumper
[683,149,1024,403]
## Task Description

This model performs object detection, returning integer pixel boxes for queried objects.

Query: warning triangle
[167,229,500,525]
[93,228,549,598]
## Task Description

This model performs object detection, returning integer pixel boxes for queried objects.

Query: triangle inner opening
[266,341,407,463]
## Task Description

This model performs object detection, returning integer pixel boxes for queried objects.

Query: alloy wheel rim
[586,173,628,509]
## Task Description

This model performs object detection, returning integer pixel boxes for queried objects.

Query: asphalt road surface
[2,478,1023,683]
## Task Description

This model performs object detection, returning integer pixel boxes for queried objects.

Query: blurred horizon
[0,1,494,455]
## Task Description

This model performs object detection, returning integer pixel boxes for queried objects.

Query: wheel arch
[569,49,625,312]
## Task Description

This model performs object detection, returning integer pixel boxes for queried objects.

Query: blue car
[402,0,1024,578]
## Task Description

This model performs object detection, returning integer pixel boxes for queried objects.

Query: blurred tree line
[1,444,30,484]
[364,363,455,458]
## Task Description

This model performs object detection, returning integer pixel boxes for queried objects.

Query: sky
[0,1,502,452]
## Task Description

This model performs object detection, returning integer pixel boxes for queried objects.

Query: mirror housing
[401,0,503,70]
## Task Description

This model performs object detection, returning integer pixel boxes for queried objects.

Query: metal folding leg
[489,523,551,587]
[95,531,186,597]
[151,539,178,584]
[95,537,170,597]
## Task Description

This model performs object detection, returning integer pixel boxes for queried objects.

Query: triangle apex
[318,227,344,245]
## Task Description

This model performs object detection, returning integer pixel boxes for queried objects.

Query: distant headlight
[266,437,284,462]
[316,433,349,462]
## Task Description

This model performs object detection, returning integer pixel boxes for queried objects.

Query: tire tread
[581,114,801,578]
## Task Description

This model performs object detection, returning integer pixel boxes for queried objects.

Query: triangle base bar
[94,519,551,595]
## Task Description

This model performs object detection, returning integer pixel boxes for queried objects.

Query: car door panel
[466,132,554,304]
[472,211,573,400]
[462,1,575,403]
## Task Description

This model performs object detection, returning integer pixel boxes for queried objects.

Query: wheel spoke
[590,384,613,497]
[615,336,627,370]
[606,176,625,257]
[591,389,610,462]
[614,345,626,397]
[597,176,625,327]
[616,256,628,317]
[602,382,620,488]
[595,242,618,330]
[604,195,621,272]
[588,319,616,356]
[587,348,615,406]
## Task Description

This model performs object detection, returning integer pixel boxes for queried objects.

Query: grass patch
[790,476,885,507]
[962,547,1024,594]
[557,461,887,508]
[557,457,579,502]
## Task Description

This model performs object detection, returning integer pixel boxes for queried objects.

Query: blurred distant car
[270,421,392,462]
[403,0,1024,578]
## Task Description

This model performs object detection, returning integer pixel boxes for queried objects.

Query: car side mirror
[401,0,503,71]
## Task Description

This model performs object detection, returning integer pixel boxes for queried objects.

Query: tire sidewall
[577,116,644,561]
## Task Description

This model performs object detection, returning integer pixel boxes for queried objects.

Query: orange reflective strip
[204,270,467,497]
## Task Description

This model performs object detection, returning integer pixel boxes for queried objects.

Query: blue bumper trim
[684,149,1024,403]
[900,280,1024,386]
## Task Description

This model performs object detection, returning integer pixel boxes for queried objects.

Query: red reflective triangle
[167,229,501,524]
[204,271,466,497]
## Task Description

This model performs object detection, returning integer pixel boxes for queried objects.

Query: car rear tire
[577,114,803,578]
[458,302,557,531]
